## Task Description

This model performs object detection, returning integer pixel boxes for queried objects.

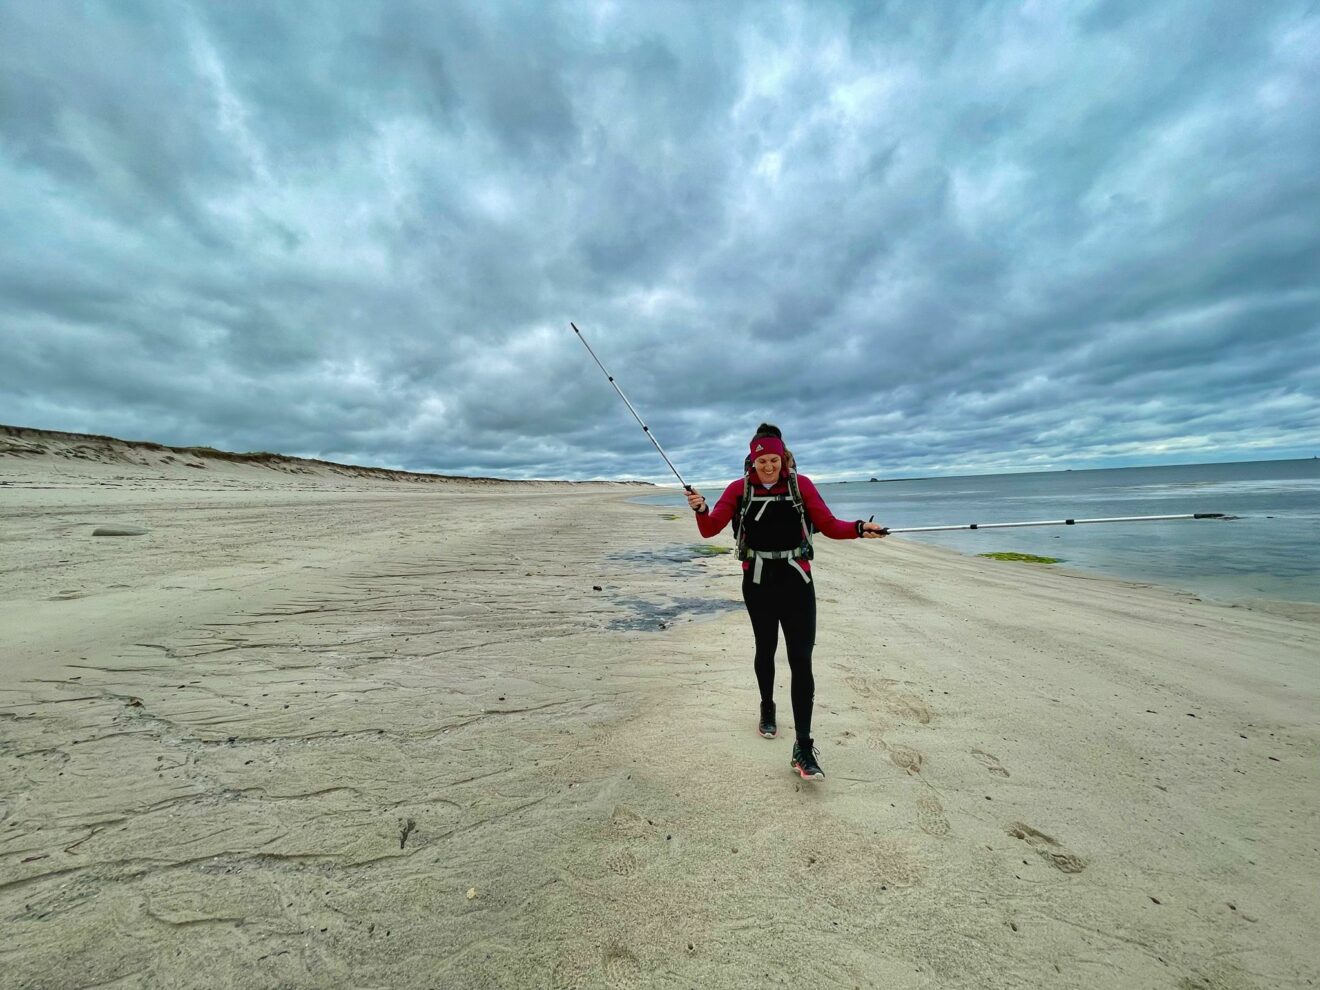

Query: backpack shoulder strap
[786,471,815,549]
[735,474,753,557]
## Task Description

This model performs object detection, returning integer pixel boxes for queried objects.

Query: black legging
[742,563,817,742]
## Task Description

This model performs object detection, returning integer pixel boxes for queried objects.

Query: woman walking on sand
[685,424,888,781]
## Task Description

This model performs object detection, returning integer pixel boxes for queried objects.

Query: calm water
[640,459,1320,604]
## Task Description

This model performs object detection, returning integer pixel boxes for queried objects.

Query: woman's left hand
[861,522,889,539]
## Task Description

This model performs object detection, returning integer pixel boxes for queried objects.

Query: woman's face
[753,454,782,485]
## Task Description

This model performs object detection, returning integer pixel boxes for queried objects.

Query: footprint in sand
[887,744,924,775]
[603,945,643,989]
[916,796,951,837]
[844,675,875,697]
[887,693,933,725]
[606,848,642,878]
[808,833,921,906]
[867,738,924,774]
[1008,822,1085,873]
[846,676,933,724]
[608,806,654,840]
[549,956,590,990]
[972,749,1010,778]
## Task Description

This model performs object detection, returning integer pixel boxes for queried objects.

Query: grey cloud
[2,0,1318,481]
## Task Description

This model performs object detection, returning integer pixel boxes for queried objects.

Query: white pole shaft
[571,322,692,491]
[888,513,1226,534]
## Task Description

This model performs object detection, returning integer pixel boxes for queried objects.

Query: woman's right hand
[686,488,707,513]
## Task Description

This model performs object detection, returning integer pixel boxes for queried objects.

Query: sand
[3,427,1318,989]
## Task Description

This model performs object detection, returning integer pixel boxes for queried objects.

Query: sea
[638,458,1320,605]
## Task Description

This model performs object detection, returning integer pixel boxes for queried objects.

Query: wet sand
[3,431,1318,988]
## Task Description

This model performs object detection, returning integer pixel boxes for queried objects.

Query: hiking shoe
[791,738,824,780]
[758,701,777,738]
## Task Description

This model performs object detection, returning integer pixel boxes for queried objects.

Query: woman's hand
[861,521,889,539]
[686,488,707,513]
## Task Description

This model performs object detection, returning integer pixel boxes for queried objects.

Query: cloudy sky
[2,1,1318,482]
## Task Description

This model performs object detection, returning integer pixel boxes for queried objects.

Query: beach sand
[3,428,1318,988]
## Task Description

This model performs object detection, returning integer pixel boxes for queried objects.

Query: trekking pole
[886,513,1229,534]
[570,322,694,494]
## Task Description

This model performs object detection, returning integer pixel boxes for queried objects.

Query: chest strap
[746,492,793,523]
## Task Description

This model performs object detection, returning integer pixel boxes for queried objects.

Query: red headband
[749,437,785,460]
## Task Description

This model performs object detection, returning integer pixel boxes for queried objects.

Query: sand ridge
[2,450,1318,988]
[0,424,649,489]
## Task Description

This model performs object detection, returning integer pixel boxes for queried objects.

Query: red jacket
[695,473,861,573]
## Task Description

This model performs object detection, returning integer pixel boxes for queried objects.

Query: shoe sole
[791,763,824,781]
[759,727,777,738]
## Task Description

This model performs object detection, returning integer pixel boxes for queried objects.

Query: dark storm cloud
[2,0,1318,482]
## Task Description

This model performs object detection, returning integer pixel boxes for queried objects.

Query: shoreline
[2,476,1317,987]
[634,486,1320,612]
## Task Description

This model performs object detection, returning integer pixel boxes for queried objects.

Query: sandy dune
[2,429,1318,988]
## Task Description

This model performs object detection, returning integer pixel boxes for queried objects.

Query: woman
[686,424,888,781]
